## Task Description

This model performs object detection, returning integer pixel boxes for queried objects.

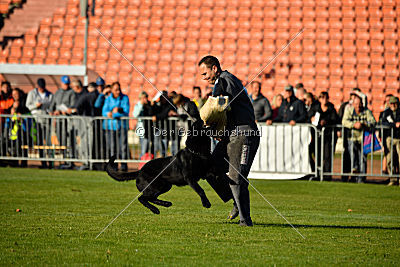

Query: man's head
[295,83,306,100]
[1,81,11,94]
[173,94,185,107]
[251,81,261,96]
[87,82,97,93]
[71,80,83,93]
[61,75,70,90]
[353,95,362,112]
[37,78,46,90]
[96,77,105,93]
[193,86,202,98]
[304,92,314,107]
[111,82,121,98]
[350,87,361,101]
[385,94,394,106]
[139,91,148,105]
[283,85,294,100]
[198,55,222,85]
[389,96,399,112]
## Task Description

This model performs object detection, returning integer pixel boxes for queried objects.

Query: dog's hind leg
[138,195,160,214]
[150,199,172,207]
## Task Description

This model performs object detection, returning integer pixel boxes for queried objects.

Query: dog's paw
[202,199,211,208]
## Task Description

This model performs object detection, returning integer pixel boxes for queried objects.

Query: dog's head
[185,119,211,155]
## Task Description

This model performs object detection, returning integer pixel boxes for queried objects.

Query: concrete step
[0,0,69,41]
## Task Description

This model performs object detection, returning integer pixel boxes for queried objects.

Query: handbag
[363,131,382,155]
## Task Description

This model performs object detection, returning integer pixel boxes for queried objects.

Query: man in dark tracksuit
[198,56,260,226]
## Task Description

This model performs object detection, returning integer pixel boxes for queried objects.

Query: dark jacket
[153,99,174,139]
[381,108,400,139]
[212,70,257,129]
[274,95,307,123]
[73,90,100,116]
[318,102,339,127]
[251,93,272,122]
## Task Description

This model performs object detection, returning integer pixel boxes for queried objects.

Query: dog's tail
[106,155,139,182]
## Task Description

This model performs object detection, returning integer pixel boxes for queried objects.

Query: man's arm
[112,95,130,118]
[258,98,272,122]
[25,91,37,112]
[342,107,354,129]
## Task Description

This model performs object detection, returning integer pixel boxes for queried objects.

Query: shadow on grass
[221,221,400,230]
[255,223,400,230]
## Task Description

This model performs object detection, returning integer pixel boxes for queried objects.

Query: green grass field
[1,167,400,265]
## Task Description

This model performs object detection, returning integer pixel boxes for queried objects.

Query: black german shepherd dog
[106,120,227,214]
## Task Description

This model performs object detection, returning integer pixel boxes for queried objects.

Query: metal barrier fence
[1,114,399,180]
[0,114,187,169]
[320,125,400,181]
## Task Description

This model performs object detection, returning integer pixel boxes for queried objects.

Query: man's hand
[354,122,362,129]
[168,110,177,116]
[337,131,342,138]
[107,112,113,118]
[112,107,119,113]
[289,120,296,126]
[266,120,272,125]
[53,110,60,116]
[66,108,73,114]
[36,102,42,108]
[152,115,157,122]
[396,122,400,128]
[320,119,326,126]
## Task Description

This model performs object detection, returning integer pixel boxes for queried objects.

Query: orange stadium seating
[0,0,399,117]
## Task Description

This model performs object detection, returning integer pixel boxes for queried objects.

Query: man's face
[353,96,362,111]
[72,84,82,93]
[390,102,398,112]
[112,84,121,98]
[284,90,292,100]
[97,85,104,93]
[140,95,148,105]
[199,63,218,85]
[61,83,69,90]
[251,83,260,96]
[295,88,304,99]
[193,88,201,98]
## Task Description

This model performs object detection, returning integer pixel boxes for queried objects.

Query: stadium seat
[343,52,357,65]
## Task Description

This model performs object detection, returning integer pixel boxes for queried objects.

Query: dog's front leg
[187,181,211,208]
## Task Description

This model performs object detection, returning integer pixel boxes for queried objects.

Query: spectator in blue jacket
[102,82,130,171]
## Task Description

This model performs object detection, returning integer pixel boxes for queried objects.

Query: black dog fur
[106,120,216,214]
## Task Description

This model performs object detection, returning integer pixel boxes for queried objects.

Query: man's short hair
[139,91,148,98]
[193,86,201,92]
[1,81,11,87]
[252,81,261,89]
[72,79,82,88]
[295,83,304,89]
[198,55,222,72]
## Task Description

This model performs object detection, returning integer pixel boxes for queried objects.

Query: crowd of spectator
[0,77,400,185]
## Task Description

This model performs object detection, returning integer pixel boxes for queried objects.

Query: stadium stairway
[0,0,68,41]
